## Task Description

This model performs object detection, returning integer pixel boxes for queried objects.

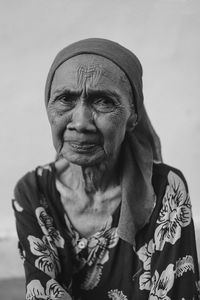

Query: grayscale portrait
[0,2,200,300]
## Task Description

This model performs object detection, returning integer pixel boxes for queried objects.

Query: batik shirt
[12,162,200,300]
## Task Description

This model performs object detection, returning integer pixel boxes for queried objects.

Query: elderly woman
[13,38,200,300]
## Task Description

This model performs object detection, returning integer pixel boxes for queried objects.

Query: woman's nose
[67,102,96,132]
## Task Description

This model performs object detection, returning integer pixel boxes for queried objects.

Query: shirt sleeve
[137,169,200,299]
[12,176,72,300]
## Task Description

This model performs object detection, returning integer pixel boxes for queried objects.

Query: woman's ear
[126,112,138,132]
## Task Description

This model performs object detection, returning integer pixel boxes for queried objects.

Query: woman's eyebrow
[51,87,82,98]
[86,88,121,100]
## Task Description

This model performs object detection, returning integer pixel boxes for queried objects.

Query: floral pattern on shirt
[149,256,195,300]
[13,199,24,212]
[27,207,65,278]
[80,228,119,290]
[35,207,65,249]
[137,171,196,299]
[137,239,155,290]
[26,279,69,300]
[175,255,195,278]
[154,171,191,251]
[149,264,174,300]
[28,235,61,278]
[108,289,128,300]
[65,214,119,290]
[13,163,200,299]
[138,247,196,298]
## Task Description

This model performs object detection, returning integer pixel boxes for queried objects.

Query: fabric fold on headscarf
[45,38,162,245]
[119,130,156,247]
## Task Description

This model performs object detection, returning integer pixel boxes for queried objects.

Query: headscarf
[45,38,162,246]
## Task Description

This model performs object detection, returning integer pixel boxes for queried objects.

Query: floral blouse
[12,162,200,300]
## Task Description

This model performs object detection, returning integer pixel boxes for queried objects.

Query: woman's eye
[92,97,116,112]
[55,95,77,108]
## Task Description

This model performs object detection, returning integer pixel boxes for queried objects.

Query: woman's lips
[67,141,100,153]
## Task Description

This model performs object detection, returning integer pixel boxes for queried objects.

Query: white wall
[0,0,200,237]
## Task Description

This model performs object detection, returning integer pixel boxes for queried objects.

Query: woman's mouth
[68,142,100,153]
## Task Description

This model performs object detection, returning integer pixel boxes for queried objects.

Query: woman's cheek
[47,110,71,152]
[95,112,127,157]
[48,104,64,122]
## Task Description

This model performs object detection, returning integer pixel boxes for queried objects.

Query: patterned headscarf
[45,38,162,245]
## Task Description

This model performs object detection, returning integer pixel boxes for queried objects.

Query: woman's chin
[61,149,106,167]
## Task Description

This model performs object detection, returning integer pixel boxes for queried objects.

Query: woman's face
[47,54,135,166]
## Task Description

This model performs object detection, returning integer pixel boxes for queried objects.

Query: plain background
[0,0,200,278]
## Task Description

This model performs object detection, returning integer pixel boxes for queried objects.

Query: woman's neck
[55,158,121,237]
[56,158,120,194]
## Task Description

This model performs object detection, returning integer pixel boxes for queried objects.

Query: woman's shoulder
[16,162,54,184]
[152,161,188,192]
[153,161,186,177]
[14,162,56,201]
[150,162,191,232]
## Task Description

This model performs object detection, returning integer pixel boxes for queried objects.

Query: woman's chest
[59,184,121,238]
[62,199,119,237]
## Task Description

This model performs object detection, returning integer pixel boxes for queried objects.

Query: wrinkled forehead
[50,54,133,98]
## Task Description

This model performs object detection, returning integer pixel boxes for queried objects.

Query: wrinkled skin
[47,54,137,169]
[47,54,138,236]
